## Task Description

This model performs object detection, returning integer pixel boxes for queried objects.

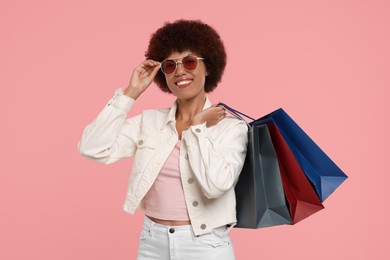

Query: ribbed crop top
[144,140,190,221]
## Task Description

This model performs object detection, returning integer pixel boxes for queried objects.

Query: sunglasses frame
[160,54,205,75]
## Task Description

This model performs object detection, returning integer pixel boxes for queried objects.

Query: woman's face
[164,50,208,101]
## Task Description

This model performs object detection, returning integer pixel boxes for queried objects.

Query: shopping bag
[218,103,347,228]
[255,109,348,201]
[268,122,324,224]
[234,123,292,228]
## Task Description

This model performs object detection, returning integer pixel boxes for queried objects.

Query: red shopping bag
[268,123,324,224]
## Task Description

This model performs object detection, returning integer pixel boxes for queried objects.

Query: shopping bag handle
[217,102,255,128]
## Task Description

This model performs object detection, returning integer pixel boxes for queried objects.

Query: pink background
[1,0,389,259]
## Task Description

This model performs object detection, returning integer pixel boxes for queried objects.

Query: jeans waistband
[143,215,229,238]
[144,215,192,229]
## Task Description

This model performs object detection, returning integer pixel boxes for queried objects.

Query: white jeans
[137,216,236,260]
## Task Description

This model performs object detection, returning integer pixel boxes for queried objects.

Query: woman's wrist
[124,86,142,100]
[190,116,205,126]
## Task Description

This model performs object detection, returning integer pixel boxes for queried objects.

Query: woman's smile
[175,79,193,88]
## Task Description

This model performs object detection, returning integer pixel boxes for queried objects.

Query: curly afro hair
[145,19,227,93]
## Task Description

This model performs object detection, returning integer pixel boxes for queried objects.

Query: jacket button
[185,154,189,160]
[195,128,201,133]
[192,201,199,207]
[200,224,206,230]
[138,140,144,145]
[188,178,194,184]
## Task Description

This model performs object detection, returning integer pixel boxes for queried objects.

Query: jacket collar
[161,97,213,130]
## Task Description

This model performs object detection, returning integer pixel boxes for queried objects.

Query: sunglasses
[160,55,205,75]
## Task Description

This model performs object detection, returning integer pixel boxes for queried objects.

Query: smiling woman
[78,19,248,260]
[146,19,227,94]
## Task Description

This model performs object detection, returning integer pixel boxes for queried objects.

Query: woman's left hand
[191,105,227,127]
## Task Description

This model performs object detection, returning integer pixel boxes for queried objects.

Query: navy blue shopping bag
[252,108,347,201]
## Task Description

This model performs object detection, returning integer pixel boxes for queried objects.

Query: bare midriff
[146,215,191,226]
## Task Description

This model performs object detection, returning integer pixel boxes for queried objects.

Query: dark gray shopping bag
[235,124,292,228]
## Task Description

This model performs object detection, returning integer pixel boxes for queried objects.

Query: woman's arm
[78,60,161,164]
[183,118,248,199]
[78,90,141,164]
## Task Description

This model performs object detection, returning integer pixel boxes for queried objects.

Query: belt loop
[149,218,155,238]
[225,223,236,234]
[145,216,154,238]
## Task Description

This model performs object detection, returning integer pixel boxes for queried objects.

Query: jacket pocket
[132,135,161,173]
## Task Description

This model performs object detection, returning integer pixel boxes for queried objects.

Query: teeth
[177,80,192,86]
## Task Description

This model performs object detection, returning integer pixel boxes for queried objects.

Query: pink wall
[1,0,389,259]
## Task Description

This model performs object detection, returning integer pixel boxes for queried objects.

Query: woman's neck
[175,94,206,122]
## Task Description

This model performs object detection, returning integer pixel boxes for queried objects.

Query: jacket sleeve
[78,89,141,164]
[182,118,249,199]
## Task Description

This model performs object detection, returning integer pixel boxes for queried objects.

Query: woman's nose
[175,62,186,75]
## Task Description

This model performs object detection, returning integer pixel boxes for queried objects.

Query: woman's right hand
[124,60,161,99]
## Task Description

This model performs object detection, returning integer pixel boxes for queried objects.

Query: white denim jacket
[78,89,248,236]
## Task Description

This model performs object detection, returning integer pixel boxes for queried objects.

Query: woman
[78,20,248,259]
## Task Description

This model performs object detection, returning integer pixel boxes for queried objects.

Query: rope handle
[217,102,255,128]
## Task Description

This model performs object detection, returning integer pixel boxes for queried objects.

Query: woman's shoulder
[223,114,249,128]
[209,114,248,137]
[142,107,170,116]
[137,106,173,129]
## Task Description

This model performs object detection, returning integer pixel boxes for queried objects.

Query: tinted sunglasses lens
[182,56,198,70]
[162,60,176,74]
